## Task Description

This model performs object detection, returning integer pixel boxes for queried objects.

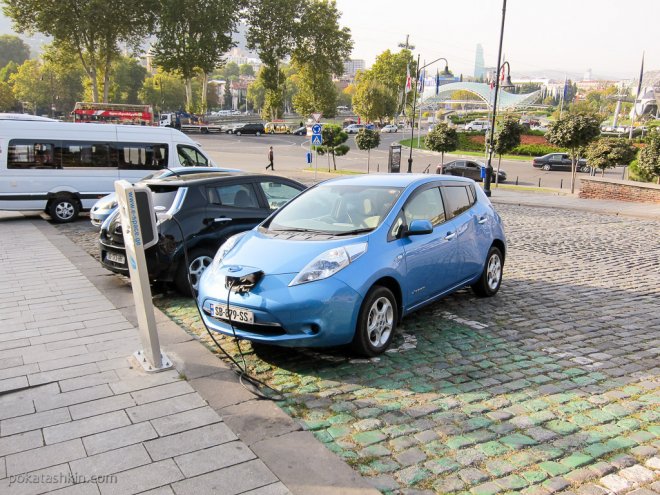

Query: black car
[292,126,307,136]
[233,123,265,136]
[532,153,590,172]
[99,172,305,294]
[436,160,507,183]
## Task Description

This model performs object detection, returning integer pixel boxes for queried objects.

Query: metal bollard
[538,178,541,188]
[560,179,563,189]
[515,176,518,186]
[377,164,379,172]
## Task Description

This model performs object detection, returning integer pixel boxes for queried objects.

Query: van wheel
[175,248,214,296]
[48,196,80,223]
[351,286,398,357]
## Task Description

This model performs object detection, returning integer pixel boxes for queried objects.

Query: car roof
[142,172,302,187]
[319,173,473,189]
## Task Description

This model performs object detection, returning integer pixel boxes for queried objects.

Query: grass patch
[398,138,540,162]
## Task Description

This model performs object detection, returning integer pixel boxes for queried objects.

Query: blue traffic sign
[311,134,322,146]
[312,123,322,134]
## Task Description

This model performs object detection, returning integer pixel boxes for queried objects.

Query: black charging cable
[166,214,282,401]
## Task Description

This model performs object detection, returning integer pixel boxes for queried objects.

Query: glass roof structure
[420,82,541,110]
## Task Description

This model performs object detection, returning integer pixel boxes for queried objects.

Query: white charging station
[114,180,173,372]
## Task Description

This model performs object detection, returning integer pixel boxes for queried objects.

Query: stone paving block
[599,473,634,494]
[6,438,86,476]
[618,464,655,484]
[126,393,206,423]
[173,440,256,477]
[97,459,183,495]
[69,443,151,477]
[69,393,136,420]
[33,384,113,412]
[171,459,277,495]
[130,380,195,405]
[0,395,35,421]
[149,406,221,437]
[0,363,39,382]
[0,375,28,393]
[0,462,73,494]
[43,410,130,444]
[83,422,158,456]
[109,370,181,395]
[240,483,291,495]
[1,407,71,436]
[57,370,120,392]
[47,484,101,495]
[28,362,101,387]
[144,422,237,461]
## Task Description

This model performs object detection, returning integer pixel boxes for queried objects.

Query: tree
[223,62,240,81]
[246,69,266,114]
[0,81,16,111]
[291,64,337,118]
[355,128,380,173]
[41,44,86,115]
[585,138,637,177]
[9,59,50,113]
[493,116,522,183]
[636,135,660,184]
[239,64,254,77]
[314,124,349,171]
[546,113,601,193]
[352,77,397,123]
[139,72,186,112]
[0,61,19,83]
[106,56,147,104]
[153,0,239,113]
[0,35,30,69]
[3,0,156,103]
[365,49,415,116]
[424,122,458,166]
[223,81,232,110]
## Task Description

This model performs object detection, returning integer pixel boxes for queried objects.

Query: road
[193,131,624,189]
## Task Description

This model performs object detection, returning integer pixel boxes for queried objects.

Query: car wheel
[472,246,503,297]
[580,165,590,173]
[542,164,551,171]
[256,131,261,136]
[48,196,80,223]
[175,247,215,296]
[236,131,241,136]
[351,285,398,357]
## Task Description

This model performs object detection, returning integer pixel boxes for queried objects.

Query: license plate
[106,252,125,264]
[210,303,254,324]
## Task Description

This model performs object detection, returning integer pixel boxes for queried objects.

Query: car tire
[48,196,80,223]
[472,246,503,297]
[580,165,590,173]
[236,131,241,136]
[542,164,551,171]
[256,131,261,136]
[175,247,215,296]
[351,285,398,357]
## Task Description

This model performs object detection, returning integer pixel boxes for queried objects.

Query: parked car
[344,124,365,134]
[532,153,590,172]
[465,120,491,132]
[233,123,265,136]
[225,123,245,134]
[292,126,307,136]
[436,160,506,183]
[381,124,398,133]
[197,174,506,356]
[90,167,242,227]
[99,172,305,295]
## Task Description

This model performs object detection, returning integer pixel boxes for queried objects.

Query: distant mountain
[515,69,621,82]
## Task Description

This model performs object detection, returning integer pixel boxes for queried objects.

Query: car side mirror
[404,219,433,236]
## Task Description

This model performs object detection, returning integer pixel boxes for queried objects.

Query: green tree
[9,59,50,113]
[223,62,240,80]
[0,81,16,111]
[585,138,637,177]
[239,64,254,77]
[223,81,232,110]
[314,123,349,171]
[0,61,19,83]
[106,56,147,104]
[365,49,415,116]
[246,69,266,114]
[352,77,396,123]
[355,128,380,173]
[153,0,239,112]
[41,44,86,115]
[3,0,156,103]
[546,113,601,193]
[636,135,660,183]
[424,122,458,166]
[0,34,30,69]
[291,64,337,118]
[140,72,186,112]
[493,116,522,183]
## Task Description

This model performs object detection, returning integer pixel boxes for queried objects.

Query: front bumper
[198,270,362,348]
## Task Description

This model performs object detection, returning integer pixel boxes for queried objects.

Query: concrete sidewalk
[0,215,378,495]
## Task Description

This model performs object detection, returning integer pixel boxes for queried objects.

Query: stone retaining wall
[579,177,660,204]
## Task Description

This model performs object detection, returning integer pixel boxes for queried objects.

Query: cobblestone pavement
[56,204,660,495]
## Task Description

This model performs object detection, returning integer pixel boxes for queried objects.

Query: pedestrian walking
[265,146,274,170]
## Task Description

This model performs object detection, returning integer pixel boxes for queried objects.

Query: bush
[457,133,485,152]
[511,143,562,156]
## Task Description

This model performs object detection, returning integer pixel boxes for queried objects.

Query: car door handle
[444,232,456,240]
[214,217,232,223]
[478,217,487,224]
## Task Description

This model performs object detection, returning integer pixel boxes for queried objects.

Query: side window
[59,141,115,168]
[403,187,446,227]
[7,140,60,169]
[442,185,473,218]
[258,181,301,209]
[115,143,168,170]
[177,145,208,167]
[212,183,260,208]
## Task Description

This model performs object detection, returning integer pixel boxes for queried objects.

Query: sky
[334,0,659,80]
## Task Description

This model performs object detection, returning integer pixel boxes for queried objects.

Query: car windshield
[268,184,403,234]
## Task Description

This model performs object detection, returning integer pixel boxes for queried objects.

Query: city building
[343,59,366,78]
[474,44,485,80]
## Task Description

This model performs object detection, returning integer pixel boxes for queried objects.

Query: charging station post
[114,180,173,372]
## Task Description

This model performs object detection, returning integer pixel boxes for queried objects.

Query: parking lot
[54,201,660,494]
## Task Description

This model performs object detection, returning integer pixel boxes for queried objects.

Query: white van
[0,120,215,222]
[465,120,491,132]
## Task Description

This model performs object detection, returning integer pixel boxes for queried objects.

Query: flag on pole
[435,68,440,95]
[405,64,412,94]
[418,69,425,92]
[500,65,506,82]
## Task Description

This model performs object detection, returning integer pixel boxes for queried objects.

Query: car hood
[220,229,369,276]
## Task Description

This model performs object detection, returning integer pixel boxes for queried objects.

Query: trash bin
[388,144,401,173]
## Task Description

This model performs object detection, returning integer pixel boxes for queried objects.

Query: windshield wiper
[269,227,329,234]
[333,227,374,236]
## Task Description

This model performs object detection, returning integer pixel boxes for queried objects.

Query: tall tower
[474,44,485,80]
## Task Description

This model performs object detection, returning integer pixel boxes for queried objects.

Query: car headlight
[210,232,247,273]
[290,242,367,286]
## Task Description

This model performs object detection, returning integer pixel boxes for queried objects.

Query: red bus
[71,102,154,125]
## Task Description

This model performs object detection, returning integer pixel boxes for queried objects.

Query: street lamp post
[407,56,451,173]
[484,0,508,197]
